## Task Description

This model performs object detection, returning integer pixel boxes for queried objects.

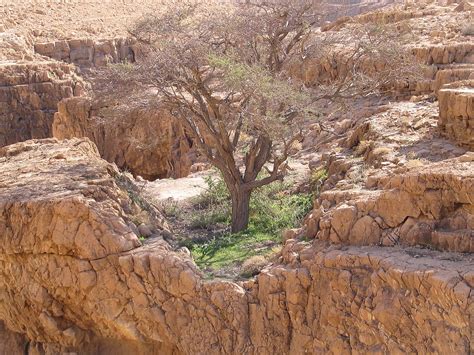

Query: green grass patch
[179,175,313,274]
[188,227,280,269]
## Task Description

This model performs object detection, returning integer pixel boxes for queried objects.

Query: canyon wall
[0,2,472,353]
[303,153,474,251]
[34,38,136,68]
[3,1,469,180]
[52,97,197,179]
[0,138,472,354]
[296,40,474,97]
[438,79,474,149]
[32,36,198,179]
[298,3,474,96]
[0,61,82,147]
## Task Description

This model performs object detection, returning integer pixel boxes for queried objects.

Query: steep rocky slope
[298,1,474,96]
[304,153,474,249]
[0,0,196,179]
[1,0,472,179]
[49,0,473,178]
[297,95,473,252]
[0,138,472,354]
[34,38,136,68]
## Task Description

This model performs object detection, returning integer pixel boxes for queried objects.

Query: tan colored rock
[310,156,474,252]
[0,138,472,354]
[34,38,137,68]
[294,2,474,97]
[349,215,382,245]
[53,97,197,179]
[376,190,421,227]
[433,64,474,92]
[0,61,83,147]
[329,204,358,241]
[438,80,474,149]
[412,42,474,65]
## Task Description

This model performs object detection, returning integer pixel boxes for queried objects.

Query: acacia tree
[97,0,420,232]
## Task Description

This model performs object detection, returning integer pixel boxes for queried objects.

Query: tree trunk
[231,188,251,233]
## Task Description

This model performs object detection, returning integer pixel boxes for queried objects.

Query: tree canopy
[96,0,421,232]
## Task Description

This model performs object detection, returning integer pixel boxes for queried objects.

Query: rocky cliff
[0,138,472,354]
[297,2,474,96]
[0,61,83,147]
[34,38,136,68]
[52,97,197,179]
[3,0,470,180]
[438,79,474,149]
[0,1,473,353]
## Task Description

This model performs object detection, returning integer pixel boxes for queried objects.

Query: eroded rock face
[297,2,474,96]
[296,41,474,96]
[0,61,83,147]
[34,38,136,68]
[305,156,474,251]
[0,321,27,355]
[0,138,472,354]
[438,80,474,149]
[52,97,196,179]
[301,96,473,253]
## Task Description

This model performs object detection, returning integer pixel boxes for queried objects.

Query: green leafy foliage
[181,175,312,274]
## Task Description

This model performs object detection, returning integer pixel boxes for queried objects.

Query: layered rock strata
[296,41,474,96]
[438,80,474,149]
[34,38,136,68]
[301,94,473,253]
[300,3,474,96]
[0,138,472,354]
[0,61,82,147]
[304,155,474,251]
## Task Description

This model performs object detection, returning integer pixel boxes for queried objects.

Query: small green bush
[194,175,230,207]
[162,199,181,218]
[189,175,231,227]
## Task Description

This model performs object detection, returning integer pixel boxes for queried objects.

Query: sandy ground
[145,159,310,203]
[145,171,212,202]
